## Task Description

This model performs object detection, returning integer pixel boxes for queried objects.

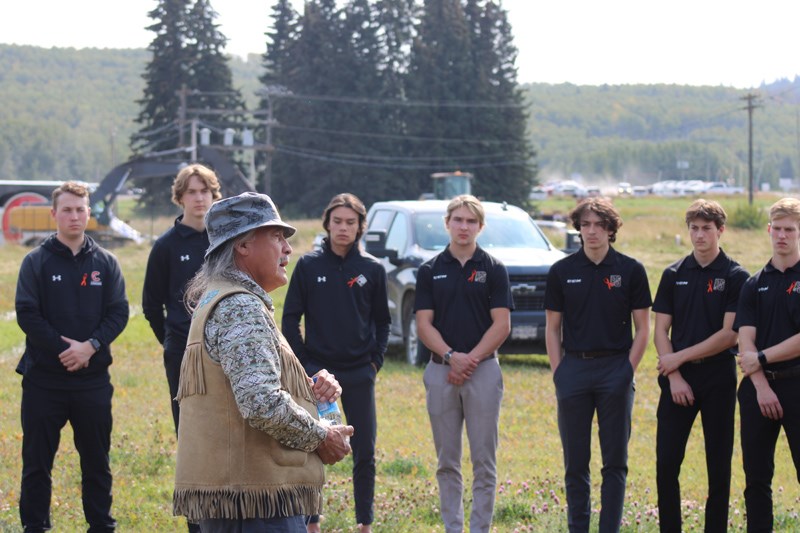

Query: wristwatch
[757,351,768,368]
[442,350,453,364]
[88,338,102,352]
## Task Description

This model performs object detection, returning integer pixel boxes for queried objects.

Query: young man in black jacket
[282,193,390,533]
[142,164,220,435]
[15,181,129,532]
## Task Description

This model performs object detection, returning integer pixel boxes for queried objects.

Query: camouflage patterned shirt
[204,270,327,452]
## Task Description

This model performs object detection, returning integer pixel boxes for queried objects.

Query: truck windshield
[414,212,552,251]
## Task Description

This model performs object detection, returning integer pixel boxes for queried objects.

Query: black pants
[164,348,184,435]
[656,357,736,533]
[554,353,634,533]
[738,375,800,533]
[199,515,305,532]
[305,362,377,526]
[19,379,115,532]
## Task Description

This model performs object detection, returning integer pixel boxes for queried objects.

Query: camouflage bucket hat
[204,192,296,258]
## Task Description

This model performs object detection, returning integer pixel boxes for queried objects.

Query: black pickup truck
[364,200,567,364]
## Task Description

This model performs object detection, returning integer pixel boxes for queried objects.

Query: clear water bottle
[313,377,342,426]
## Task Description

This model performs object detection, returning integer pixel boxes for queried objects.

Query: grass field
[0,194,798,531]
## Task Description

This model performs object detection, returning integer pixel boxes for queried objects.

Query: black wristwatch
[88,338,101,352]
[442,350,453,364]
[757,351,768,368]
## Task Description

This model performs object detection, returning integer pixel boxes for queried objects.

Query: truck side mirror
[365,230,400,264]
[564,229,581,254]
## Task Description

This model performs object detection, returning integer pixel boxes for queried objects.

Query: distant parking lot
[531,179,746,200]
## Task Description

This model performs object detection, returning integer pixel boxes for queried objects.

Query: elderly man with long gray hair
[173,192,353,532]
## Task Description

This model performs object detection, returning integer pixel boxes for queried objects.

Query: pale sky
[2,0,798,88]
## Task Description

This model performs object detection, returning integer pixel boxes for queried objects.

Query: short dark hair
[322,193,367,239]
[685,199,726,229]
[52,181,90,209]
[570,197,623,243]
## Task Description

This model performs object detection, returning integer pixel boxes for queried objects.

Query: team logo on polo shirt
[347,274,368,287]
[603,275,621,289]
[786,281,800,294]
[467,270,487,283]
[707,278,726,293]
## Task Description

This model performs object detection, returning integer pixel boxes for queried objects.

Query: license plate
[511,325,538,340]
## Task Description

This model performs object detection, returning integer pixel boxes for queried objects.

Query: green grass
[0,194,798,531]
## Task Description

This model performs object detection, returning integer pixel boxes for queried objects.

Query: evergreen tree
[405,0,479,197]
[133,0,245,210]
[405,0,534,203]
[134,0,193,155]
[374,0,418,96]
[259,0,299,196]
[186,0,245,115]
[465,0,535,203]
[258,0,533,213]
[268,0,394,216]
[266,0,345,213]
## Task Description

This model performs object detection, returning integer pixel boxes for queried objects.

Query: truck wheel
[402,301,426,366]
[405,313,419,365]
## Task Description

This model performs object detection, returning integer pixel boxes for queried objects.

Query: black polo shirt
[545,246,651,353]
[653,249,749,357]
[734,259,800,371]
[415,244,513,353]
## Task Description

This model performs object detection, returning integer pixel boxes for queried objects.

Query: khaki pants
[423,358,504,533]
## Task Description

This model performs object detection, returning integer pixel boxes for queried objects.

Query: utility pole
[177,84,189,148]
[796,109,800,188]
[263,91,275,195]
[741,93,761,205]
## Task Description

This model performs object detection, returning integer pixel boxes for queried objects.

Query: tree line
[526,82,800,188]
[131,0,533,216]
[2,9,799,216]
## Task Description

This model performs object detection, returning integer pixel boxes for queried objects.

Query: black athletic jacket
[142,216,209,353]
[15,234,129,389]
[282,238,390,372]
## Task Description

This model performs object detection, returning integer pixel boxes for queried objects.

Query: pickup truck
[702,182,744,195]
[364,200,566,364]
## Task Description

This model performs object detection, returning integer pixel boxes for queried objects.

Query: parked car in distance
[617,182,633,196]
[702,182,745,195]
[529,186,548,201]
[364,200,567,365]
[550,180,589,198]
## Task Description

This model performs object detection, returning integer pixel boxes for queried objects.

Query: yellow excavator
[0,146,254,246]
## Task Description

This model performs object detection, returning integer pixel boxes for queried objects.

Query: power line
[274,143,517,162]
[273,123,520,145]
[275,146,529,170]
[267,91,524,109]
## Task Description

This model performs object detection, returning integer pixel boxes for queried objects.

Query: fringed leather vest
[173,281,324,521]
